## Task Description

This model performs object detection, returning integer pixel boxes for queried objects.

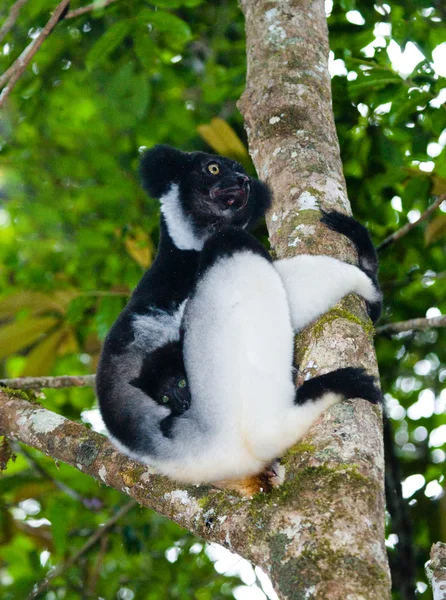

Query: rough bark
[238,0,391,597]
[427,543,446,600]
[0,1,391,598]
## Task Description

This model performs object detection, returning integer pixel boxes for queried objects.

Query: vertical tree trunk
[238,0,391,597]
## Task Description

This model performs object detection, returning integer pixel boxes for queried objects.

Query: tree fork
[238,0,391,597]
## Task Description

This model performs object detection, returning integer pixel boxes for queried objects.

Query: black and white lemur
[96,145,382,490]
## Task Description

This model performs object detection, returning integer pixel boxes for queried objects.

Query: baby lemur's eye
[161,395,170,404]
[178,379,187,389]
[207,163,220,175]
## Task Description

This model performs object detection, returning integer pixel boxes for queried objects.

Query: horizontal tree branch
[378,194,445,252]
[0,0,29,44]
[0,390,257,559]
[0,0,71,108]
[1,374,96,390]
[376,315,446,335]
[29,499,137,599]
[0,386,388,595]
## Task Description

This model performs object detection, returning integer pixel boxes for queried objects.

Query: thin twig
[1,374,96,390]
[0,0,71,108]
[378,194,446,252]
[0,0,29,44]
[65,0,120,20]
[0,0,121,92]
[376,315,446,335]
[28,500,137,599]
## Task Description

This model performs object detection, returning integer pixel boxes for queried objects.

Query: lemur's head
[139,145,271,250]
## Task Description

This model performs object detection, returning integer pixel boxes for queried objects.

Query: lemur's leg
[274,211,381,332]
[274,254,381,332]
[182,227,296,492]
[275,367,382,454]
[320,210,382,322]
[182,227,382,494]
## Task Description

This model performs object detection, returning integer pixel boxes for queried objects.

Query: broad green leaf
[95,296,125,341]
[0,318,59,361]
[0,292,65,318]
[20,327,69,376]
[137,10,192,48]
[86,20,132,69]
[348,71,403,96]
[134,31,157,71]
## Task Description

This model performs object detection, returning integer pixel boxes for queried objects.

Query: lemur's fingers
[320,210,378,277]
[295,367,382,406]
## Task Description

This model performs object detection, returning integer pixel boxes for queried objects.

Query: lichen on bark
[238,0,391,597]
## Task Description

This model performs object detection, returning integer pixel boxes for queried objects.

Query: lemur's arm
[274,211,382,332]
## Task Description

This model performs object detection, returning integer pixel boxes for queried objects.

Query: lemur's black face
[185,153,250,225]
[139,145,272,233]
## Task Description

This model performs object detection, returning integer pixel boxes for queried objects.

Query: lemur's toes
[212,461,286,497]
[320,209,352,234]
[295,367,382,406]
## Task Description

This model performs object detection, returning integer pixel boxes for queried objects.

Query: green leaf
[21,327,68,376]
[0,318,59,361]
[95,296,125,341]
[348,70,403,96]
[0,292,65,318]
[137,10,192,49]
[86,20,132,69]
[134,31,157,71]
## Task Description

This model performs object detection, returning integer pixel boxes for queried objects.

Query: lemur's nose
[236,173,249,184]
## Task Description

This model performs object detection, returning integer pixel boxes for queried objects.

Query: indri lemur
[96,145,382,486]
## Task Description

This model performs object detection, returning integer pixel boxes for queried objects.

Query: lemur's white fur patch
[131,301,186,352]
[274,254,380,332]
[160,184,205,251]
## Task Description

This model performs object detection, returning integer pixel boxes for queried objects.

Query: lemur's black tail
[320,210,378,278]
[320,210,381,323]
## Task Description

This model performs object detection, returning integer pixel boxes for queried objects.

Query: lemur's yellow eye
[208,163,220,175]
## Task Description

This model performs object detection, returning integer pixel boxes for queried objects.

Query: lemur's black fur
[97,144,382,485]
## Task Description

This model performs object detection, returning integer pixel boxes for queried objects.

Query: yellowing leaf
[425,214,446,246]
[20,327,68,376]
[0,317,59,361]
[432,176,446,197]
[57,326,78,355]
[0,292,66,319]
[197,118,251,169]
[124,228,154,268]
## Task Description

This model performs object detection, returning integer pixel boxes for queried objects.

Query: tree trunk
[0,0,391,598]
[237,0,391,597]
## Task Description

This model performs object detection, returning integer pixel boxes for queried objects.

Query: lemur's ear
[139,145,189,198]
[247,179,273,228]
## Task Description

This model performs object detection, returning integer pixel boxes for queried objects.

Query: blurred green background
[0,0,445,598]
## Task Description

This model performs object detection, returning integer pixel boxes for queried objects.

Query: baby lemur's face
[139,145,271,235]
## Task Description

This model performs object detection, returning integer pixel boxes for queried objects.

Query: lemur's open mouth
[211,182,250,209]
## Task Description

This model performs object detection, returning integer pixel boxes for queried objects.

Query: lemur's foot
[212,460,285,497]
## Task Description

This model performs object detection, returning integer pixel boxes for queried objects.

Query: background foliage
[0,0,445,598]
